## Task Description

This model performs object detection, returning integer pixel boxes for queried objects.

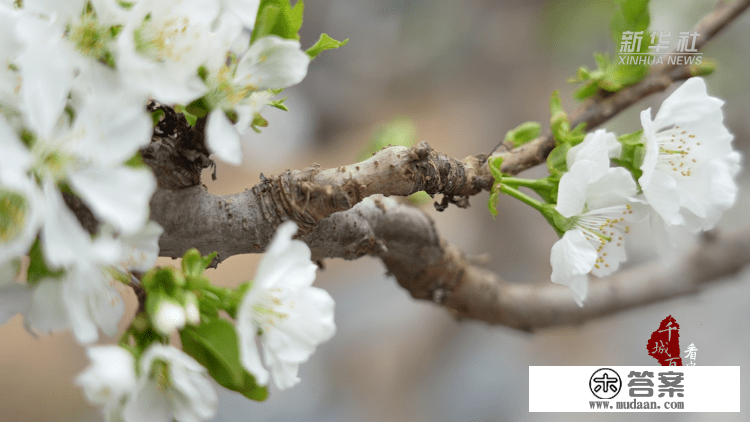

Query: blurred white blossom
[76,346,137,422]
[123,344,217,422]
[236,221,336,390]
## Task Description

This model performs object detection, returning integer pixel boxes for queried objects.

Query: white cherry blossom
[116,0,241,104]
[551,131,639,306]
[123,344,217,422]
[639,77,738,232]
[205,36,309,165]
[36,182,126,343]
[29,65,155,235]
[236,221,336,390]
[76,346,137,422]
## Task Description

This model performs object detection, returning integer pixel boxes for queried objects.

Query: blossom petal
[62,264,125,343]
[222,0,260,29]
[128,344,217,422]
[24,279,69,334]
[585,168,638,210]
[254,222,317,290]
[566,129,616,173]
[567,274,588,307]
[238,332,270,386]
[170,363,217,421]
[119,221,163,272]
[262,287,335,390]
[41,181,92,268]
[70,67,152,166]
[76,346,137,407]
[236,36,309,90]
[653,77,723,129]
[123,378,172,422]
[0,116,32,177]
[68,166,156,235]
[16,14,78,139]
[590,228,627,278]
[550,229,596,304]
[206,109,243,165]
[555,166,588,218]
[638,108,659,188]
[641,168,682,226]
[0,282,32,325]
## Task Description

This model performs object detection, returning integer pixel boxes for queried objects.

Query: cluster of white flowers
[0,1,334,419]
[550,77,739,305]
[0,0,311,335]
[76,221,335,421]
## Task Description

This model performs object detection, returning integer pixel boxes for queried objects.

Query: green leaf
[487,190,499,219]
[690,59,716,77]
[408,191,431,207]
[504,121,541,148]
[549,91,570,144]
[603,60,648,87]
[632,144,646,171]
[488,156,503,183]
[239,372,269,401]
[142,266,185,293]
[546,143,571,177]
[567,123,587,146]
[306,33,349,59]
[180,319,244,387]
[568,66,591,83]
[610,0,650,48]
[151,109,165,127]
[197,65,209,82]
[251,0,304,42]
[252,114,269,128]
[252,4,281,42]
[186,97,209,119]
[612,130,646,182]
[288,0,304,35]
[26,239,64,285]
[174,104,198,126]
[594,53,610,70]
[537,204,566,238]
[268,97,289,111]
[180,318,269,401]
[487,156,503,219]
[573,81,599,100]
[181,248,217,278]
[618,129,644,146]
[607,0,650,90]
[124,152,147,169]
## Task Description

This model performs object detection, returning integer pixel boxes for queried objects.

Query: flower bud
[184,293,200,326]
[153,300,186,336]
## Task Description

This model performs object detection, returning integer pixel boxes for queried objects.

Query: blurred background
[2,0,749,420]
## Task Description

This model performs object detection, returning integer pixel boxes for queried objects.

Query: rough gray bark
[133,0,750,329]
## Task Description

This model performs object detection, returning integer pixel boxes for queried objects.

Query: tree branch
[304,197,750,330]
[151,142,490,259]
[141,0,750,329]
[495,0,750,175]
